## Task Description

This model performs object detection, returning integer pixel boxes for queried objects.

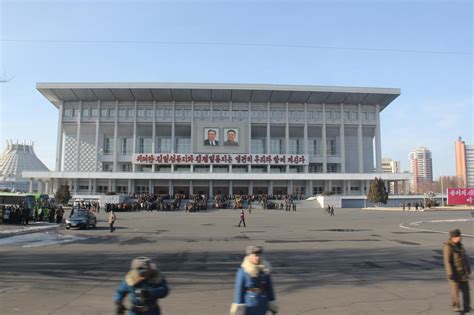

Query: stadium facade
[23,83,410,197]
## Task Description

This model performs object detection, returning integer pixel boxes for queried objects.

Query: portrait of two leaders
[204,129,238,146]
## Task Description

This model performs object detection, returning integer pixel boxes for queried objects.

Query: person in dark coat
[238,209,246,227]
[230,245,278,315]
[443,229,471,312]
[114,257,169,315]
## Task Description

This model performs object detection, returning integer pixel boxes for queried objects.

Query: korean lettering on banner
[134,153,308,165]
[447,188,474,205]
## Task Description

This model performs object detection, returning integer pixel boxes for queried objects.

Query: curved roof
[0,141,49,181]
[37,82,400,111]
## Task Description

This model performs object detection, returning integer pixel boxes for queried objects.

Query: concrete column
[88,179,92,194]
[248,101,252,153]
[209,180,213,197]
[366,180,371,195]
[113,100,119,172]
[269,181,273,195]
[56,102,64,171]
[308,180,313,197]
[342,180,347,196]
[171,101,176,153]
[347,180,351,195]
[152,180,156,195]
[288,180,293,195]
[76,101,82,171]
[267,102,271,172]
[375,104,382,172]
[394,180,399,194]
[229,180,233,196]
[285,102,290,172]
[93,179,97,194]
[128,179,132,195]
[108,179,112,193]
[29,178,34,193]
[303,102,309,173]
[328,180,332,192]
[73,179,78,194]
[191,101,195,153]
[249,181,253,195]
[133,100,138,172]
[68,179,73,192]
[45,180,50,194]
[322,103,327,173]
[358,104,363,173]
[38,179,43,194]
[340,103,346,173]
[95,101,100,171]
[210,165,214,173]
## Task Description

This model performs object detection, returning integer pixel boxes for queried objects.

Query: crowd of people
[1,202,66,225]
[1,204,31,225]
[401,200,438,211]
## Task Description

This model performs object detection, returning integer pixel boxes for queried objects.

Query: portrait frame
[223,128,239,146]
[204,128,220,146]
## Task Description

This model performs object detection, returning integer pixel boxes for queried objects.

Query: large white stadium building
[24,83,410,197]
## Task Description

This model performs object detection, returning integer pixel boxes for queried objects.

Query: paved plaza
[0,205,473,315]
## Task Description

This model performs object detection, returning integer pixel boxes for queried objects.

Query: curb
[0,225,60,239]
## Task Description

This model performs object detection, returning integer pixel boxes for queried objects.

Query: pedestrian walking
[56,206,64,224]
[443,229,471,313]
[230,245,278,315]
[114,257,169,315]
[109,210,117,233]
[330,205,335,216]
[238,209,246,227]
[292,203,296,212]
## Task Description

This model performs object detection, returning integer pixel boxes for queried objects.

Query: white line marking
[399,219,474,237]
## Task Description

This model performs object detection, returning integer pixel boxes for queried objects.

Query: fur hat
[130,256,152,270]
[449,229,461,238]
[246,245,263,255]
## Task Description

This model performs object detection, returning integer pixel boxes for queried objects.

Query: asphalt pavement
[0,206,473,315]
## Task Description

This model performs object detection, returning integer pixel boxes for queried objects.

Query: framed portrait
[223,128,239,146]
[204,128,219,146]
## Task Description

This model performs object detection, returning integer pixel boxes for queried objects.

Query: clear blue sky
[1,0,472,178]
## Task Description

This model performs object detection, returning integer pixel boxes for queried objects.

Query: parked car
[65,210,97,229]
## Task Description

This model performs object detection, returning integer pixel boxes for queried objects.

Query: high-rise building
[382,157,402,193]
[455,137,474,187]
[408,147,433,193]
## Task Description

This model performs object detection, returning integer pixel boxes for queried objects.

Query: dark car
[65,210,97,229]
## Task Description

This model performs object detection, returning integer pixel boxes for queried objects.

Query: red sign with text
[447,188,474,205]
[132,153,309,166]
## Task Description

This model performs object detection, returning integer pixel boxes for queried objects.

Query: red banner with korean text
[447,188,474,205]
[132,153,309,166]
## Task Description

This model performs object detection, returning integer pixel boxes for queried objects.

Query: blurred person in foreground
[114,257,169,315]
[443,229,471,313]
[230,245,278,315]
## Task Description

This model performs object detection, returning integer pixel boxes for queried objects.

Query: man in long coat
[443,229,471,312]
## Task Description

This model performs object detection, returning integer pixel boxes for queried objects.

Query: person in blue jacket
[114,257,169,315]
[230,245,278,315]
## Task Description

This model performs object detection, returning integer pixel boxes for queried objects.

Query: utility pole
[441,178,444,207]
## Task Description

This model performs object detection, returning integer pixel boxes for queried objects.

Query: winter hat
[246,245,263,255]
[449,229,461,238]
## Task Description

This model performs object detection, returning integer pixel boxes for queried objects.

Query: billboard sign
[447,188,474,205]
